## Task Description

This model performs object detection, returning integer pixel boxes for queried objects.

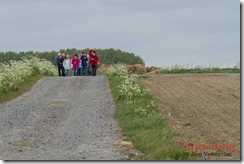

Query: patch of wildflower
[107,64,144,102]
[135,100,157,116]
[107,64,158,116]
[106,64,128,79]
[0,57,57,95]
[135,107,147,116]
[29,57,57,76]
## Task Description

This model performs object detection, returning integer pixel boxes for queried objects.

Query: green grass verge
[108,76,191,160]
[0,74,43,103]
[159,67,240,74]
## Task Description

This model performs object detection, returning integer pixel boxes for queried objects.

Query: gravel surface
[0,76,124,160]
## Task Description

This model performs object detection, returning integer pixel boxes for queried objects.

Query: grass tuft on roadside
[107,64,190,160]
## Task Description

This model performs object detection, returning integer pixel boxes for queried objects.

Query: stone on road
[0,76,124,160]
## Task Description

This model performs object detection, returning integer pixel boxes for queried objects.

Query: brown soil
[140,74,240,160]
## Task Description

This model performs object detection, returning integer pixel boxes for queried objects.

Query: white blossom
[0,57,57,95]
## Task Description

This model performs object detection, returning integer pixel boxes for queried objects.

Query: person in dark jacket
[80,52,88,76]
[59,54,66,76]
[56,53,62,76]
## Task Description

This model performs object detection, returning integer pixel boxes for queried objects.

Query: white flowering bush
[0,57,57,95]
[107,64,144,101]
[28,57,57,76]
[119,74,143,101]
[107,64,157,116]
[106,64,128,78]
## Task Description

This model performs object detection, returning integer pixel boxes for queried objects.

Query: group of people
[56,49,99,76]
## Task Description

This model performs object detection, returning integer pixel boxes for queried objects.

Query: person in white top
[63,55,71,76]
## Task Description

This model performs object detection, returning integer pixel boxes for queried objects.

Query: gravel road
[0,76,124,160]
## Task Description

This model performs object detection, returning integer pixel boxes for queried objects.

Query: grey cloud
[0,0,240,67]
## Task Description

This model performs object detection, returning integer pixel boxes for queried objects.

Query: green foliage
[0,48,145,65]
[107,64,190,160]
[96,48,144,65]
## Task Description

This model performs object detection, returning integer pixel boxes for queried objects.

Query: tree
[0,48,145,65]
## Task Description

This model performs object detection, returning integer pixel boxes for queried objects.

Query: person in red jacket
[72,54,80,76]
[89,50,99,76]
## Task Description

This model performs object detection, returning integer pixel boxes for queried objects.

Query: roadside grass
[159,65,240,74]
[0,73,43,103]
[108,73,190,160]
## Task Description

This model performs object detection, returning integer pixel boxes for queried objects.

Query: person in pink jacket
[72,54,80,76]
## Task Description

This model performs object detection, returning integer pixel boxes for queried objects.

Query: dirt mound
[99,64,161,74]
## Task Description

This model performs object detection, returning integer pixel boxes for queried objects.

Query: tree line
[0,48,145,66]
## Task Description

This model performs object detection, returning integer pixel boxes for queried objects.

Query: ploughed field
[140,73,240,160]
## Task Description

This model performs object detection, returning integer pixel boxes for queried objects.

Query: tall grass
[107,64,189,160]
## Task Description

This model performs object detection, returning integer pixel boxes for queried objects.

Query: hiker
[80,52,88,76]
[56,53,62,76]
[77,54,82,76]
[60,53,66,76]
[72,54,80,76]
[90,50,99,76]
[63,55,71,76]
[87,50,93,76]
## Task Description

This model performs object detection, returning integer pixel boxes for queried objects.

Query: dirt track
[140,74,240,160]
[0,76,124,160]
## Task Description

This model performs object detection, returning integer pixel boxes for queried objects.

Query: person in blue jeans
[72,54,80,76]
[77,54,82,76]
[80,52,88,76]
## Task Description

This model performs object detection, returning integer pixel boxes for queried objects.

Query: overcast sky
[0,0,240,67]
